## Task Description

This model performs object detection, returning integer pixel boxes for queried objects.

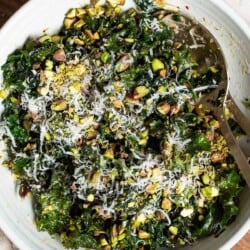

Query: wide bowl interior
[0,0,249,249]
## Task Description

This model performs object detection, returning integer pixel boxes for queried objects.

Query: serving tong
[185,20,250,187]
[164,7,250,187]
[198,75,250,187]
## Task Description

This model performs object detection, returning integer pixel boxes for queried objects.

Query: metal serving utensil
[183,17,250,187]
[198,75,250,186]
[163,9,250,186]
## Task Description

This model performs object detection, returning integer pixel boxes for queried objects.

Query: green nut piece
[51,100,68,111]
[134,86,150,98]
[157,101,171,115]
[101,52,110,63]
[152,58,165,72]
[169,226,178,235]
[201,186,219,198]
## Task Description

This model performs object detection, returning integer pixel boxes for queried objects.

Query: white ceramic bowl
[0,1,249,249]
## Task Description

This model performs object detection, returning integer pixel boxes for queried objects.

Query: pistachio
[118,233,126,241]
[38,35,51,43]
[100,237,109,246]
[202,173,210,184]
[161,198,172,211]
[170,105,180,115]
[51,100,67,111]
[101,52,110,63]
[0,89,8,100]
[107,0,125,7]
[159,69,167,77]
[64,17,77,29]
[76,8,87,18]
[157,85,167,93]
[66,8,77,18]
[113,100,123,109]
[209,65,219,73]
[125,93,139,104]
[138,230,151,239]
[124,38,134,43]
[10,96,18,104]
[134,86,150,99]
[152,58,165,72]
[201,186,219,198]
[51,35,62,43]
[53,49,66,62]
[91,171,100,188]
[74,19,86,28]
[45,132,51,141]
[69,81,81,94]
[85,30,100,41]
[211,152,225,163]
[157,101,171,115]
[104,148,114,159]
[154,0,167,8]
[145,183,159,194]
[115,55,133,72]
[74,38,85,45]
[169,226,178,235]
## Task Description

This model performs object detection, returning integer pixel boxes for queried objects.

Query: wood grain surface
[0,0,249,249]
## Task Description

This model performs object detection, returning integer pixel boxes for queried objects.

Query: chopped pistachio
[91,171,100,188]
[209,65,219,73]
[107,0,125,7]
[64,17,77,29]
[157,101,171,115]
[53,49,66,62]
[138,230,151,239]
[10,96,18,104]
[152,58,165,72]
[134,86,150,98]
[0,89,8,99]
[101,52,110,63]
[74,19,86,28]
[45,132,51,141]
[211,152,225,163]
[66,8,77,18]
[201,186,219,198]
[161,198,172,211]
[145,183,159,194]
[69,81,81,94]
[76,8,87,18]
[113,100,123,109]
[124,38,135,43]
[169,226,178,235]
[159,69,167,77]
[115,55,133,72]
[38,35,52,43]
[202,173,210,184]
[100,237,109,246]
[51,100,67,111]
[104,148,114,159]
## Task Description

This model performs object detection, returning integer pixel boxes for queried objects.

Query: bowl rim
[0,1,249,250]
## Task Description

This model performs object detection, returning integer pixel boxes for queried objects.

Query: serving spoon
[162,8,250,186]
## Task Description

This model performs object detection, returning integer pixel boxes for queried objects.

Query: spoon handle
[226,93,250,136]
[218,111,250,186]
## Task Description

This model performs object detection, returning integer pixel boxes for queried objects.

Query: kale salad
[0,0,244,249]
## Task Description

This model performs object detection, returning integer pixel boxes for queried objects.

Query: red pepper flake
[185,5,189,10]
